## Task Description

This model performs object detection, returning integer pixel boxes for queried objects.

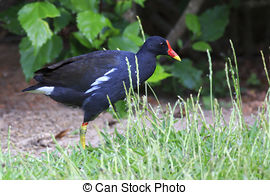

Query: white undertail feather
[29,86,54,95]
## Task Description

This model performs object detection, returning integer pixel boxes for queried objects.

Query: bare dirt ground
[0,43,265,155]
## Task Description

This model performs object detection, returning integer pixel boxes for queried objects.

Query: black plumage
[23,36,181,149]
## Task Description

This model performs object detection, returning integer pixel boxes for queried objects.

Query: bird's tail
[22,84,42,92]
[22,84,54,95]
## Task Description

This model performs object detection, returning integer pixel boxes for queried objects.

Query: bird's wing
[34,50,126,92]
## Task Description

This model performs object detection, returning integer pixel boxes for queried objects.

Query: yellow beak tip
[173,55,181,61]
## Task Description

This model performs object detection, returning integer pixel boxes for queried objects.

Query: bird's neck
[136,46,156,65]
[135,47,157,82]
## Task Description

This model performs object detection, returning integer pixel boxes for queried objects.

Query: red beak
[166,40,181,61]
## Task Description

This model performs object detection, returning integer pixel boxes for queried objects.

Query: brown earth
[0,43,265,155]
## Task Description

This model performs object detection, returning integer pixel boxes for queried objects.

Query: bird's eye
[160,42,166,47]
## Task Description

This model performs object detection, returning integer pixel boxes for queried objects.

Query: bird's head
[143,36,181,61]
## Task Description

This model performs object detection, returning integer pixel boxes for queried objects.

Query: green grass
[1,47,270,180]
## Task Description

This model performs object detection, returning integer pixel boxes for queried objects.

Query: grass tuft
[1,44,270,179]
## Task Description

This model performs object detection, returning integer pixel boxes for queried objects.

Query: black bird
[23,36,181,149]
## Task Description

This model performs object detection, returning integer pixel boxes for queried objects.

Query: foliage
[199,5,230,42]
[0,5,25,35]
[77,10,112,42]
[192,41,212,52]
[147,63,171,83]
[19,36,63,79]
[169,59,202,90]
[0,1,231,100]
[18,2,60,49]
[247,73,261,86]
[185,13,201,38]
[166,4,230,96]
[108,100,128,119]
[108,21,144,53]
[0,0,147,81]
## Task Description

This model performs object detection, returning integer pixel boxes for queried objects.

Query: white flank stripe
[85,86,100,94]
[33,86,54,95]
[104,68,117,76]
[85,69,116,94]
[91,75,110,86]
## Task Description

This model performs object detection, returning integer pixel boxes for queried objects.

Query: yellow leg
[80,122,88,149]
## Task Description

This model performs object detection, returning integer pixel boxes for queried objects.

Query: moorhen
[23,36,181,149]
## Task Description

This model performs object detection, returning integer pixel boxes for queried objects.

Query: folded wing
[34,51,121,92]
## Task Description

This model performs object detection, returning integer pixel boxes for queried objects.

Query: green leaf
[53,8,72,33]
[108,100,128,119]
[147,64,171,83]
[59,0,98,13]
[18,2,60,48]
[125,34,144,46]
[71,0,98,13]
[115,0,132,14]
[247,73,260,86]
[108,36,139,53]
[59,0,74,11]
[0,5,25,35]
[170,59,202,90]
[19,35,63,81]
[123,22,140,37]
[114,100,128,118]
[185,14,201,36]
[202,96,214,110]
[192,41,212,52]
[73,32,92,48]
[92,27,117,49]
[77,10,111,42]
[134,0,146,7]
[177,39,183,48]
[199,5,229,42]
[123,22,143,46]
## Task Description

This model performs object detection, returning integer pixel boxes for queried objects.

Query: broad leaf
[77,10,111,42]
[170,59,202,90]
[59,0,74,11]
[199,5,229,42]
[115,0,132,14]
[108,36,139,53]
[177,39,183,49]
[71,0,98,13]
[19,35,63,81]
[74,27,117,49]
[185,14,201,37]
[123,22,140,36]
[134,0,146,7]
[73,32,92,48]
[59,0,98,13]
[192,41,212,52]
[147,64,171,83]
[123,22,144,46]
[91,28,117,49]
[53,8,72,33]
[18,2,60,48]
[125,34,144,46]
[109,100,128,119]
